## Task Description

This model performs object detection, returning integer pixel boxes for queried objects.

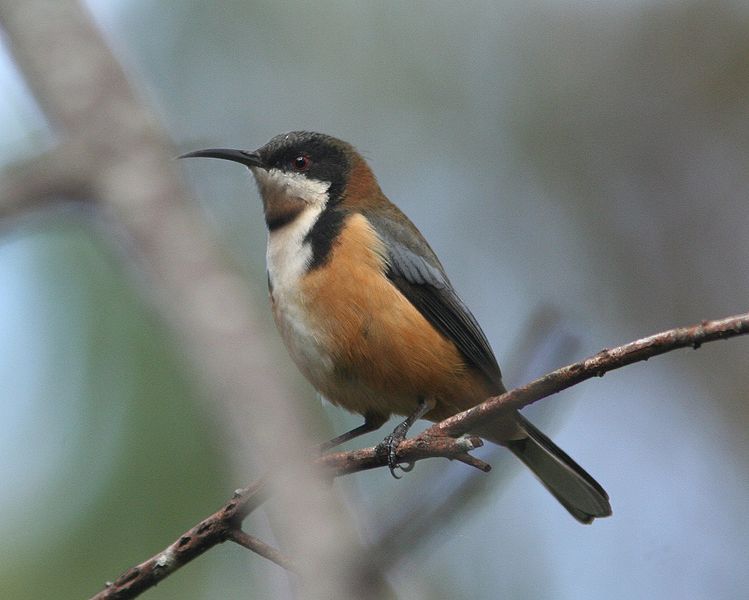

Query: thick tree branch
[89,311,749,599]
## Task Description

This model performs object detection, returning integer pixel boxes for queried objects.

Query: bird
[180,131,612,523]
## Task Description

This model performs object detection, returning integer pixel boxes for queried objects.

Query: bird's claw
[378,399,432,478]
[379,431,415,479]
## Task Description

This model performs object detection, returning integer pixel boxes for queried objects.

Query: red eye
[292,155,311,171]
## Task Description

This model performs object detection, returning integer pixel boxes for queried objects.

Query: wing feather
[364,208,503,391]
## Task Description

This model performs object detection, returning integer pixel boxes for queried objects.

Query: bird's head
[180,131,380,230]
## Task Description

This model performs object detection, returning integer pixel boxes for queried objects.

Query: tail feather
[503,413,612,524]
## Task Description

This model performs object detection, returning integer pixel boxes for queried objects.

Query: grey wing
[364,208,503,391]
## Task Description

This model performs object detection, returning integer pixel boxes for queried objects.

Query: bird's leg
[378,397,436,478]
[318,412,387,453]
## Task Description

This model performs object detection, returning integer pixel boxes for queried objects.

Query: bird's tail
[484,413,612,524]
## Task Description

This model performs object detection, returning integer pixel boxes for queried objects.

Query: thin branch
[88,480,268,600]
[319,433,486,475]
[86,434,485,599]
[228,530,299,574]
[427,312,749,439]
[88,311,749,599]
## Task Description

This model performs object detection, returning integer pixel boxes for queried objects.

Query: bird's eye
[291,155,311,171]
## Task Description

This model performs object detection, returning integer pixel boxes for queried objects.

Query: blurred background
[1,1,748,598]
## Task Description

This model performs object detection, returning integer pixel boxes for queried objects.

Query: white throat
[255,167,331,292]
[253,167,330,209]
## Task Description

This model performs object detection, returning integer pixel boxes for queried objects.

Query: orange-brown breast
[296,212,494,421]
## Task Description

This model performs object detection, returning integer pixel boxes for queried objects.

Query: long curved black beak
[178,148,264,169]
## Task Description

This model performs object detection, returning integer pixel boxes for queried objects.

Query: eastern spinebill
[180,131,612,523]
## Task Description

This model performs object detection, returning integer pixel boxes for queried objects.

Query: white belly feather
[266,203,334,385]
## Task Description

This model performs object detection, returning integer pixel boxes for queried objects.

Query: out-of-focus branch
[89,311,749,599]
[0,147,91,217]
[0,1,388,598]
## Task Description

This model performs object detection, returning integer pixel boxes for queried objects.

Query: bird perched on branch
[181,131,611,523]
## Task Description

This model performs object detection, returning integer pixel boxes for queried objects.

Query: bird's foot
[379,423,416,479]
[376,398,435,478]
